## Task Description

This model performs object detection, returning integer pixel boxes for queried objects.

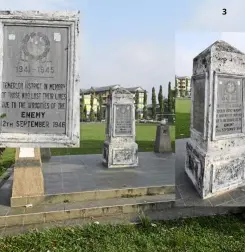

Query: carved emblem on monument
[21,32,50,61]
[113,149,133,164]
[225,81,236,94]
[213,158,245,190]
[117,104,128,114]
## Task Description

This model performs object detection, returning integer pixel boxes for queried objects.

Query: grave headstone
[154,119,172,153]
[0,11,80,207]
[186,40,245,199]
[103,88,138,168]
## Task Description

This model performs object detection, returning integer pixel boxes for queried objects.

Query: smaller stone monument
[102,88,138,168]
[40,148,51,161]
[154,119,172,153]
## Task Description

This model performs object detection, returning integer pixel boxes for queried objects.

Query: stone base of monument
[185,140,245,199]
[102,141,138,168]
[40,148,52,161]
[154,123,172,153]
[11,148,44,207]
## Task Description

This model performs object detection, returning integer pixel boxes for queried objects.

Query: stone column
[40,148,51,161]
[154,119,172,153]
[102,88,138,168]
[186,40,245,199]
[11,148,44,207]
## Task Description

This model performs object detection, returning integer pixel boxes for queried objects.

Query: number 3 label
[222,8,227,15]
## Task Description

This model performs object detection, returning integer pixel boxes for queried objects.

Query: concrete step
[11,185,175,207]
[0,204,241,237]
[0,194,175,229]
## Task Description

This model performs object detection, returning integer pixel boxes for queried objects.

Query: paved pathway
[0,152,175,215]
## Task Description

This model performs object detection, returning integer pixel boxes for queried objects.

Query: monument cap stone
[160,119,167,125]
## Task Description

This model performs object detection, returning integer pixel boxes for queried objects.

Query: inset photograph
[175,32,245,207]
[0,9,176,231]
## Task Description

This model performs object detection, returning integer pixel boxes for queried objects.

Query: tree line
[80,83,175,122]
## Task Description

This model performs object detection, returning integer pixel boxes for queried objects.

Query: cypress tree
[158,85,164,121]
[135,90,139,120]
[143,90,147,119]
[80,92,85,121]
[89,92,95,122]
[168,82,173,113]
[98,94,103,121]
[152,87,156,120]
[83,105,87,121]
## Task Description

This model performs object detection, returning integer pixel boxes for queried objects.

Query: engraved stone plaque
[112,149,134,165]
[192,77,205,133]
[114,104,132,135]
[213,158,245,191]
[215,77,242,136]
[1,25,68,134]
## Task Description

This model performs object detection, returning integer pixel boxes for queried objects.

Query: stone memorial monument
[154,119,172,153]
[186,40,245,199]
[0,11,80,206]
[102,88,138,168]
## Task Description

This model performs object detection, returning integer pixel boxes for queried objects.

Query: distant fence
[138,113,175,125]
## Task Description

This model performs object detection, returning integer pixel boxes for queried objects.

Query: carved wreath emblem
[22,32,50,60]
[117,105,130,114]
[225,82,236,94]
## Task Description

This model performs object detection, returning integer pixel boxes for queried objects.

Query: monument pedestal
[40,148,51,161]
[154,120,172,153]
[103,140,138,168]
[102,88,138,169]
[11,148,44,207]
[186,140,245,199]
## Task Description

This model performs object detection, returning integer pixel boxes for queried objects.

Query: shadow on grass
[176,113,190,139]
[51,140,175,156]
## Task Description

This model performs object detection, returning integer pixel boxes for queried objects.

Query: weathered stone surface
[154,124,172,153]
[11,148,44,207]
[102,88,138,168]
[186,40,245,199]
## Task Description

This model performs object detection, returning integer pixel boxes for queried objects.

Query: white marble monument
[0,11,80,207]
[186,40,245,199]
[102,88,138,168]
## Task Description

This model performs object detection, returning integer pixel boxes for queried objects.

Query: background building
[175,76,191,98]
[80,85,146,119]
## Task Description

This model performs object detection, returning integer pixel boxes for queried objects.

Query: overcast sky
[175,32,245,77]
[1,0,245,97]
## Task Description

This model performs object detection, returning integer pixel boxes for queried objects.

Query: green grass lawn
[0,214,244,252]
[0,123,175,176]
[0,148,15,177]
[51,123,175,156]
[175,98,191,139]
